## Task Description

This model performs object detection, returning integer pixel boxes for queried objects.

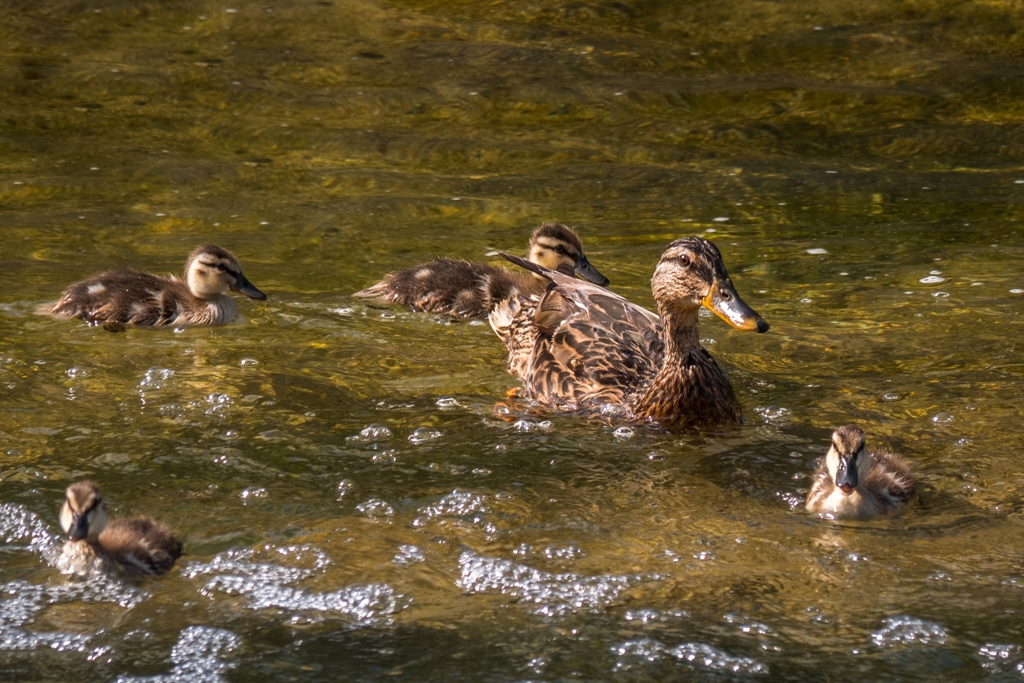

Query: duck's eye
[216,263,227,272]
[679,254,691,267]
[555,245,568,255]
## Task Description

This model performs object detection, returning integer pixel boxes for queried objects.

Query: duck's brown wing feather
[353,258,538,319]
[49,270,189,326]
[493,253,662,410]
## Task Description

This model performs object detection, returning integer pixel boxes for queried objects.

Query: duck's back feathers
[99,516,182,576]
[49,270,194,326]
[491,253,668,413]
[353,257,535,319]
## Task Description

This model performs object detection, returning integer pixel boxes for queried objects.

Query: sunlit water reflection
[3,0,1024,680]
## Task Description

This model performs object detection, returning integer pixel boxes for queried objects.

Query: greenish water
[3,0,1024,680]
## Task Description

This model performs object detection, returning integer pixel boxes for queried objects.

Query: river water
[2,0,1024,680]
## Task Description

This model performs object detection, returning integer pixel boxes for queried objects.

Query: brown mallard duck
[57,481,182,577]
[47,245,266,327]
[489,237,768,428]
[352,223,609,319]
[806,425,916,520]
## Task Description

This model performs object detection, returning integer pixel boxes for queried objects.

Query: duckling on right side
[805,425,916,521]
[58,481,182,577]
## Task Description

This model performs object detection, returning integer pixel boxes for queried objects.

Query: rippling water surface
[3,0,1024,680]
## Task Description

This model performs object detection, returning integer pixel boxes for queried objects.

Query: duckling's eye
[555,245,568,255]
[679,254,691,267]
[216,263,227,272]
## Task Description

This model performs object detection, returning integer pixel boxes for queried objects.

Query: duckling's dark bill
[231,273,267,300]
[836,457,858,495]
[702,278,769,333]
[574,255,610,287]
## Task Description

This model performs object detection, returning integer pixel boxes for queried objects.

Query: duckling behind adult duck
[353,223,609,319]
[47,245,266,327]
[58,481,182,577]
[489,237,768,428]
[806,425,915,520]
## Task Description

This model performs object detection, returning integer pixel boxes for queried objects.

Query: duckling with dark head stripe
[47,245,266,327]
[806,425,916,520]
[58,481,182,577]
[353,223,609,319]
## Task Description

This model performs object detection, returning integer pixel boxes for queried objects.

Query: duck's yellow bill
[702,278,769,333]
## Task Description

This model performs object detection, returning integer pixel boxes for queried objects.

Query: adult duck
[489,237,768,429]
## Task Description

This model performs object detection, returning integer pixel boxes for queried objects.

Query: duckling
[806,425,916,520]
[57,481,182,577]
[353,222,609,319]
[47,245,266,327]
[489,237,768,429]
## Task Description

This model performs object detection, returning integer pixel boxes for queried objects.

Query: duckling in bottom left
[57,481,182,578]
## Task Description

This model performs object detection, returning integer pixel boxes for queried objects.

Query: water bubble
[931,412,954,423]
[372,450,398,464]
[613,427,635,439]
[929,270,942,275]
[337,479,355,499]
[712,216,730,222]
[138,367,174,390]
[932,291,949,298]
[543,544,585,561]
[1011,289,1024,294]
[65,366,90,379]
[611,638,767,674]
[435,396,459,408]
[184,545,408,624]
[755,406,790,423]
[356,498,395,519]
[882,392,901,401]
[871,615,948,648]
[918,275,945,284]
[805,248,827,255]
[457,550,651,617]
[239,487,268,503]
[419,490,490,518]
[513,419,537,432]
[239,358,259,366]
[392,544,426,566]
[408,427,442,443]
[358,424,392,441]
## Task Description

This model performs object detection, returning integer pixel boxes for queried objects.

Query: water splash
[612,637,768,674]
[184,544,408,625]
[114,625,240,683]
[457,550,655,617]
[871,615,948,648]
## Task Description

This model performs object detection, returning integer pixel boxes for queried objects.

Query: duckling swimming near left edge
[58,481,182,577]
[46,245,266,327]
[806,425,916,521]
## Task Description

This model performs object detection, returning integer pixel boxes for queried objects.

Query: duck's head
[826,425,872,496]
[60,481,108,542]
[651,238,768,333]
[185,245,267,301]
[526,223,609,287]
